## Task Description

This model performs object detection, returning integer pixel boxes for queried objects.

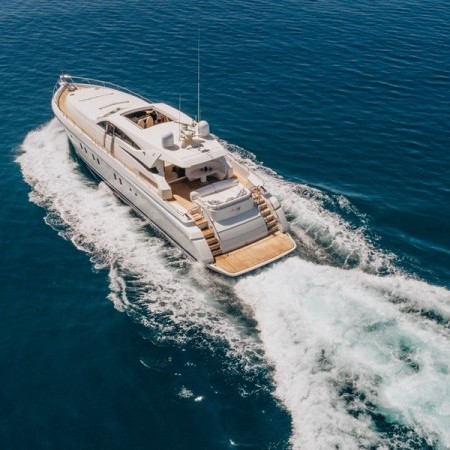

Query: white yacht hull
[51,76,296,276]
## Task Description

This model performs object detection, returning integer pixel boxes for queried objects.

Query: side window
[115,127,141,150]
[98,122,140,150]
[114,127,125,140]
[129,139,140,150]
[106,123,115,137]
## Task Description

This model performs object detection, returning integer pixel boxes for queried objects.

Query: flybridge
[57,76,225,163]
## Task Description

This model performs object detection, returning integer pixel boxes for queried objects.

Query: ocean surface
[1,0,449,448]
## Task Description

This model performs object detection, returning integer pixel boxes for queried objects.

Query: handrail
[53,74,155,104]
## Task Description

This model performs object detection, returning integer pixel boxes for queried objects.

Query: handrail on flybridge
[53,74,155,104]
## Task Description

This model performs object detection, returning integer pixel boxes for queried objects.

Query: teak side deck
[211,231,296,276]
[168,178,206,211]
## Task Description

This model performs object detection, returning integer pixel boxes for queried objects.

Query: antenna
[197,29,201,125]
[178,94,181,137]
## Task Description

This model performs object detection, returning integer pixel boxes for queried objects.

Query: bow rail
[53,74,155,104]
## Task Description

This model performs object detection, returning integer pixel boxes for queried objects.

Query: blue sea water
[1,0,449,448]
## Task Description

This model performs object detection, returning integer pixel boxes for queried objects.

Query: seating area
[125,108,170,129]
[191,179,253,221]
[168,177,241,212]
[186,164,228,183]
[190,178,239,201]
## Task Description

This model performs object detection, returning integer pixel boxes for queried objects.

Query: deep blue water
[1,0,449,448]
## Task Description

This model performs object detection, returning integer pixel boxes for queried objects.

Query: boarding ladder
[251,187,279,235]
[189,206,223,257]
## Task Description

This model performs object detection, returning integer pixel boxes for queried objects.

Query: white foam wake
[16,119,264,372]
[228,145,396,275]
[236,258,450,449]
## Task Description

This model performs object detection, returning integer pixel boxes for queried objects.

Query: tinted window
[114,126,140,149]
[99,122,140,150]
[106,123,115,136]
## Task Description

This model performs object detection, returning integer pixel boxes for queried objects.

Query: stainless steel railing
[52,74,155,104]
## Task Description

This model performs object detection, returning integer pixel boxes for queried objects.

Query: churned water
[1,0,449,448]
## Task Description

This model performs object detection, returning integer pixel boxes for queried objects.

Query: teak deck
[58,87,70,113]
[168,179,204,210]
[212,231,296,276]
[58,84,88,117]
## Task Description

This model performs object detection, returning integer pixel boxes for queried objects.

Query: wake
[236,260,450,449]
[16,120,265,375]
[227,144,397,275]
[17,120,450,449]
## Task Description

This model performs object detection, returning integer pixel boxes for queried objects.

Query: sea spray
[235,258,450,449]
[226,143,397,275]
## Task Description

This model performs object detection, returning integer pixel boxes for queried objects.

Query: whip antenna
[197,29,201,124]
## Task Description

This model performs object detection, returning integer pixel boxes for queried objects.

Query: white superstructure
[52,75,296,276]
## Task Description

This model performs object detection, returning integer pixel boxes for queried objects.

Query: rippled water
[1,0,449,448]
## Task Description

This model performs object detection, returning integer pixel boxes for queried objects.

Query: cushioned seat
[190,178,239,201]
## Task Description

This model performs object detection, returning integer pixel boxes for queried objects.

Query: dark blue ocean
[1,0,449,448]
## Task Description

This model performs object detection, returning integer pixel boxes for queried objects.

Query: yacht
[51,75,296,276]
